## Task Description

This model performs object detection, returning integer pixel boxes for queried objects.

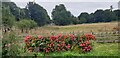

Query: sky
[9,0,120,18]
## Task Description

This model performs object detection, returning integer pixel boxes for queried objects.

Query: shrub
[24,33,96,53]
[2,32,21,56]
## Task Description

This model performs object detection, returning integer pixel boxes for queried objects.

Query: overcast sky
[10,0,119,18]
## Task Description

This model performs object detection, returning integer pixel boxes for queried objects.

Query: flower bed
[24,34,96,53]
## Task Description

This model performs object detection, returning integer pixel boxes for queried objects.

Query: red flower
[26,35,31,38]
[50,36,57,41]
[66,44,71,49]
[45,49,49,53]
[57,44,61,47]
[84,47,88,49]
[87,48,90,51]
[91,36,96,40]
[61,43,65,47]
[50,42,54,47]
[57,47,60,51]
[38,35,42,39]
[88,45,91,49]
[24,35,31,42]
[80,44,83,47]
[64,35,67,39]
[78,40,81,42]
[69,34,75,40]
[58,34,63,38]
[85,34,96,40]
[56,39,59,42]
[85,34,90,40]
[24,33,96,53]
[62,41,65,44]
[85,41,90,45]
[80,43,86,47]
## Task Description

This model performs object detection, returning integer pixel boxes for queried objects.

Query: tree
[16,19,37,33]
[52,4,77,25]
[71,16,79,25]
[93,9,105,22]
[88,13,95,23]
[78,12,89,23]
[79,17,87,24]
[2,2,22,21]
[3,2,51,26]
[2,5,15,33]
[104,9,116,22]
[114,10,120,21]
[26,2,50,26]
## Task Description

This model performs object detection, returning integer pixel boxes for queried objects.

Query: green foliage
[2,32,20,56]
[2,4,16,33]
[114,9,120,21]
[78,9,119,24]
[16,19,37,32]
[94,9,105,22]
[2,5,15,28]
[79,17,87,24]
[78,12,89,23]
[2,2,21,21]
[52,4,78,26]
[2,2,51,26]
[70,16,79,25]
[26,2,51,26]
[103,9,116,22]
[2,2,119,26]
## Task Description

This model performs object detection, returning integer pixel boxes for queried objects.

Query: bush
[24,33,96,54]
[16,19,37,33]
[2,32,21,56]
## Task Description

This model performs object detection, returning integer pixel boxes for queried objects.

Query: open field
[24,21,118,35]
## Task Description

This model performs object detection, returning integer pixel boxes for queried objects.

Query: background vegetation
[2,2,120,27]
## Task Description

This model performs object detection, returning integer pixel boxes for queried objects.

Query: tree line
[2,2,120,32]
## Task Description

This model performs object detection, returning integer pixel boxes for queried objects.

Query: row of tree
[52,4,120,25]
[2,2,120,32]
[78,9,119,24]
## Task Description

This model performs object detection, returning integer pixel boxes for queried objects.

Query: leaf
[32,43,35,47]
